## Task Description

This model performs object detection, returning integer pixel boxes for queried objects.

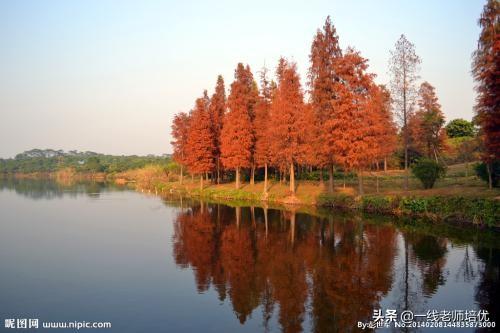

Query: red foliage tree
[269,58,309,195]
[220,63,257,189]
[324,49,380,194]
[209,75,226,183]
[408,81,447,161]
[171,112,191,184]
[185,91,215,190]
[308,16,343,192]
[472,0,499,188]
[254,67,273,194]
[374,85,398,171]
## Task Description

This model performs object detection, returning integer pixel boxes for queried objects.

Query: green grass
[118,162,499,227]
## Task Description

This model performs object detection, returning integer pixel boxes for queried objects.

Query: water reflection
[1,179,498,332]
[474,245,500,332]
[171,202,500,332]
[0,177,124,200]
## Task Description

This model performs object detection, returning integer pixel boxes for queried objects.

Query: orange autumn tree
[308,16,343,192]
[254,67,273,195]
[472,0,499,189]
[221,63,256,189]
[208,75,226,183]
[367,84,397,192]
[185,91,215,190]
[171,112,191,184]
[374,85,398,171]
[409,81,447,161]
[269,58,309,195]
[327,49,380,195]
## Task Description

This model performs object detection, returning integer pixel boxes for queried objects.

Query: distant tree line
[0,149,171,174]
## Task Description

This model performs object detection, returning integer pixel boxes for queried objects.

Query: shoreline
[121,177,499,230]
[3,171,499,229]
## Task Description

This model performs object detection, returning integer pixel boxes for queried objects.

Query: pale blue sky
[0,0,484,157]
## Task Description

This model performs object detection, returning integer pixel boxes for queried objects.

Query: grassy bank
[113,163,499,228]
[5,163,498,228]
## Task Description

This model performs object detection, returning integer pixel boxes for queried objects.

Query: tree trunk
[216,158,220,184]
[191,174,194,183]
[200,174,203,191]
[206,171,209,182]
[235,167,240,189]
[328,165,334,193]
[290,212,295,244]
[487,162,493,189]
[384,157,387,173]
[358,170,364,195]
[290,162,295,194]
[180,165,183,185]
[263,163,268,194]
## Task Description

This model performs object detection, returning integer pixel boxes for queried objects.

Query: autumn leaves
[220,64,256,190]
[171,16,397,195]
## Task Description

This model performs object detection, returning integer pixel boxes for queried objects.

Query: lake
[0,178,498,332]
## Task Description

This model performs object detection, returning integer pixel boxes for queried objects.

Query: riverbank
[4,164,499,228]
[113,168,499,228]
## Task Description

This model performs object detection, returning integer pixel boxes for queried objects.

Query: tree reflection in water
[173,204,400,332]
[0,177,121,200]
[1,178,498,332]
[172,203,500,332]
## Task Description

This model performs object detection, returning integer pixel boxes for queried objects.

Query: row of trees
[0,149,170,174]
[172,16,455,194]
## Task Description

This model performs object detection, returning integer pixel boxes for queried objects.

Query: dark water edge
[1,178,499,332]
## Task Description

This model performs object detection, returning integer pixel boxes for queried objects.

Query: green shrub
[399,195,499,227]
[400,197,429,213]
[361,195,398,213]
[317,193,356,208]
[474,161,500,187]
[411,159,446,189]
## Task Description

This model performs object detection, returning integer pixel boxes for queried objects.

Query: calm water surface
[0,179,498,332]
